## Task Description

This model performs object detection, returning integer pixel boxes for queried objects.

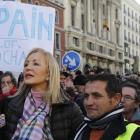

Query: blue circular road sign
[62,51,81,71]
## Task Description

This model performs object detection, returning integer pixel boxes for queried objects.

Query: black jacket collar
[82,114,126,140]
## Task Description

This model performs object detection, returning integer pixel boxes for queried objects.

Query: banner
[0,1,55,72]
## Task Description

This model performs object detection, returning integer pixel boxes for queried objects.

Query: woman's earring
[46,77,49,82]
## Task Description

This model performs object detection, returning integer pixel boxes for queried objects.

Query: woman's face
[23,52,48,91]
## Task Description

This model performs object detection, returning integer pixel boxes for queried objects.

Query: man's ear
[112,93,121,107]
[135,102,140,109]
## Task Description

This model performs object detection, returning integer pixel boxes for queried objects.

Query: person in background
[17,72,24,89]
[96,66,105,74]
[89,70,95,75]
[70,71,76,80]
[0,71,3,77]
[60,70,69,90]
[75,70,82,76]
[0,71,17,100]
[0,48,83,140]
[75,74,140,140]
[73,75,87,115]
[121,80,140,125]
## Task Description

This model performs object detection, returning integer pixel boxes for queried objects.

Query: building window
[55,10,59,24]
[27,0,32,4]
[103,5,105,16]
[99,46,103,53]
[34,1,39,5]
[135,13,137,21]
[73,37,79,47]
[71,6,75,26]
[124,5,125,13]
[128,7,130,16]
[116,28,119,44]
[118,53,122,59]
[81,0,84,3]
[109,49,113,56]
[81,14,84,30]
[132,49,134,57]
[115,9,118,19]
[55,33,60,49]
[87,42,94,51]
[55,54,60,67]
[124,16,127,25]
[124,30,127,40]
[93,0,95,10]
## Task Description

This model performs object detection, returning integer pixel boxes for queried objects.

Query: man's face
[78,85,85,94]
[1,76,14,90]
[84,80,117,120]
[121,87,139,115]
[60,74,66,89]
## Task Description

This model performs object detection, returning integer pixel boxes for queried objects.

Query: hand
[66,81,74,88]
[2,82,10,94]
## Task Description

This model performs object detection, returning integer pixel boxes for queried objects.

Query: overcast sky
[135,0,140,5]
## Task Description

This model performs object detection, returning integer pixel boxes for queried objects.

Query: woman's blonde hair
[14,48,66,104]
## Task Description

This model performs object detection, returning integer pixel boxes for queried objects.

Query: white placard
[0,1,55,72]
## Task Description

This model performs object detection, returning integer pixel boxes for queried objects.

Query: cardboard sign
[0,1,55,72]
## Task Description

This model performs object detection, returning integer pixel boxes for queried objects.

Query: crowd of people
[0,48,140,140]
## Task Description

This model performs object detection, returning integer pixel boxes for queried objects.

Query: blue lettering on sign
[10,50,18,65]
[0,8,9,24]
[31,7,37,38]
[2,49,26,65]
[38,14,53,40]
[18,51,26,65]
[8,9,29,37]
[0,8,54,40]
[3,40,17,49]
[3,50,10,64]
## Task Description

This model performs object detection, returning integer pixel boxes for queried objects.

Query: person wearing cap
[121,79,140,125]
[73,75,87,115]
[60,71,69,90]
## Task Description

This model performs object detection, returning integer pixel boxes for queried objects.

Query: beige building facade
[122,0,140,74]
[63,0,124,74]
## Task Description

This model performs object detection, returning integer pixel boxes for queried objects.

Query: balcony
[132,26,135,30]
[124,21,127,26]
[68,26,82,34]
[124,52,128,56]
[132,15,134,19]
[124,36,127,40]
[124,9,127,14]
[128,24,131,28]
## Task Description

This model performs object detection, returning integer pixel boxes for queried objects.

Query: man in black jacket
[74,74,140,140]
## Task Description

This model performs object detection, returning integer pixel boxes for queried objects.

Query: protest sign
[0,1,55,72]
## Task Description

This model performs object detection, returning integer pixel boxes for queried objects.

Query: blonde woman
[0,48,84,140]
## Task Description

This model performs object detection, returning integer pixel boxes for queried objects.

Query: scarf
[12,92,53,140]
[74,104,124,140]
[84,103,124,130]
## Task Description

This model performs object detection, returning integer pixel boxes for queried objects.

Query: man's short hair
[0,71,17,90]
[122,80,140,102]
[85,74,122,98]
